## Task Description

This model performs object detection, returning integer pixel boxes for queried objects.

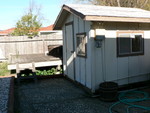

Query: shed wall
[62,14,92,89]
[93,22,150,90]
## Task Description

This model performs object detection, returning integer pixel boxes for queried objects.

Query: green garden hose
[109,90,150,113]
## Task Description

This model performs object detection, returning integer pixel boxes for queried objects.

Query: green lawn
[0,62,10,76]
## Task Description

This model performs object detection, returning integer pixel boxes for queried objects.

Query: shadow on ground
[14,78,150,113]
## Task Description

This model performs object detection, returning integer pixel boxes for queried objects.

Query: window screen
[76,33,86,57]
[118,34,131,54]
[132,35,143,52]
[117,32,144,57]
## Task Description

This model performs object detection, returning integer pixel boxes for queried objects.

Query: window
[76,33,86,57]
[117,32,144,57]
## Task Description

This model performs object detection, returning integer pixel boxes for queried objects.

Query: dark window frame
[76,32,87,58]
[117,31,144,57]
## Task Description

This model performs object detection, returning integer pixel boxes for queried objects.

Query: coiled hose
[109,90,150,113]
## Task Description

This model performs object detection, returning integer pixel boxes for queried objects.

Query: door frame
[65,21,76,80]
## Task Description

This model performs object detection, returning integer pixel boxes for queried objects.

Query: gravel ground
[14,78,150,113]
[14,78,113,113]
[0,77,11,113]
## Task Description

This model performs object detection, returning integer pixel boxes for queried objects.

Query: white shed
[54,4,150,92]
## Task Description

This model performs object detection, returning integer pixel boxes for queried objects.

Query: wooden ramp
[8,54,62,70]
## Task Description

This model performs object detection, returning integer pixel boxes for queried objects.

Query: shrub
[35,67,62,76]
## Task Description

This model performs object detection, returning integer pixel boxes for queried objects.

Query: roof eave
[53,5,85,30]
[53,5,150,30]
[85,16,150,23]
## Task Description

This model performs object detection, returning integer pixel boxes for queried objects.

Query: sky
[0,0,73,30]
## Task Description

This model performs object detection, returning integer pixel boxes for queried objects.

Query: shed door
[65,23,75,80]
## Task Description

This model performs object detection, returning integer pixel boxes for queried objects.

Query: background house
[0,24,62,36]
[39,24,62,35]
[54,4,150,92]
[0,28,15,36]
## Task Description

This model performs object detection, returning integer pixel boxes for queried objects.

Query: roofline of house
[39,30,61,33]
[53,4,150,30]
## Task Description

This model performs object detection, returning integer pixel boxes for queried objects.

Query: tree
[76,0,150,9]
[12,13,42,37]
[12,0,42,37]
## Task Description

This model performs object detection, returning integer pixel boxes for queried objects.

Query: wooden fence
[0,34,62,60]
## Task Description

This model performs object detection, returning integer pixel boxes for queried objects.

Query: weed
[0,62,10,76]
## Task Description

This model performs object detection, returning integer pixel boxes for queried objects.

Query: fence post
[42,39,45,53]
[8,53,12,63]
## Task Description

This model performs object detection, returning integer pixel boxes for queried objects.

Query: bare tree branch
[117,0,121,7]
[140,0,149,8]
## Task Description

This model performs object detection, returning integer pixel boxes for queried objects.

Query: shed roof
[54,4,150,30]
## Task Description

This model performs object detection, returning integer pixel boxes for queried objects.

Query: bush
[35,67,62,76]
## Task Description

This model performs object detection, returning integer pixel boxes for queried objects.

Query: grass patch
[0,62,10,76]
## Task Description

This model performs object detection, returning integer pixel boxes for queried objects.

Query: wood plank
[128,56,140,77]
[65,22,75,80]
[117,57,129,80]
[105,31,118,81]
[8,60,62,70]
[85,21,92,89]
[9,54,61,64]
[8,54,62,70]
[79,18,86,85]
[62,26,67,75]
[73,15,80,82]
[85,16,150,23]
